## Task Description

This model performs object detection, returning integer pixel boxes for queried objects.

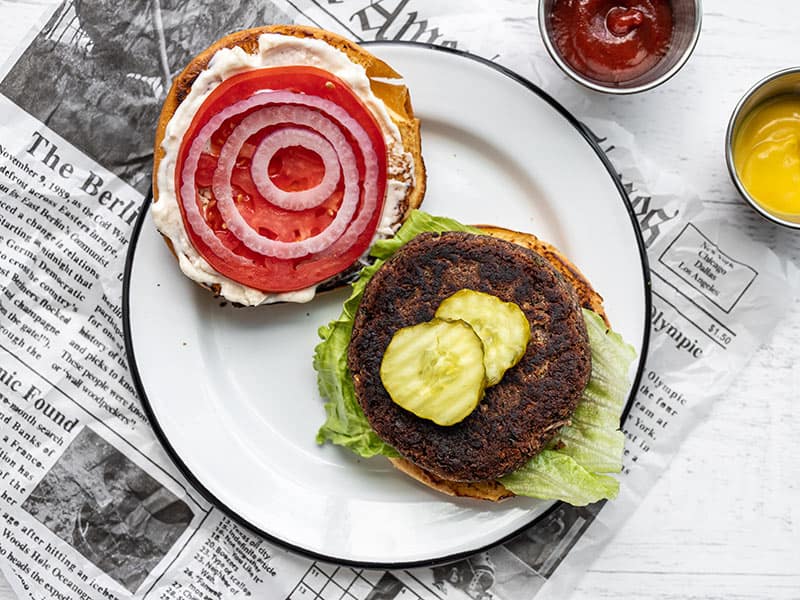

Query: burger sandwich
[314,211,636,505]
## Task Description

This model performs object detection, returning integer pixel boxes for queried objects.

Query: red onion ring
[180,140,251,267]
[212,105,357,258]
[180,91,380,262]
[180,93,279,266]
[250,127,340,211]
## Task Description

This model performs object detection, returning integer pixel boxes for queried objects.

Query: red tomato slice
[269,145,326,191]
[175,66,388,293]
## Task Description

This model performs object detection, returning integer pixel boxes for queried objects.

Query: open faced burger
[152,25,425,306]
[314,211,636,505]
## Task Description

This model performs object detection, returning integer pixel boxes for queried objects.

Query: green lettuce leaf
[370,210,482,259]
[313,261,398,458]
[540,309,636,474]
[499,309,636,505]
[497,450,620,507]
[314,210,636,505]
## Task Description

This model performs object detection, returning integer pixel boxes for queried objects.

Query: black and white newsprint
[0,2,796,600]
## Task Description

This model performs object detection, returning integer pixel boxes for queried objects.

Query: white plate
[124,43,649,567]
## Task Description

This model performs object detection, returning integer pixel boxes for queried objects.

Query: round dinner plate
[124,43,650,567]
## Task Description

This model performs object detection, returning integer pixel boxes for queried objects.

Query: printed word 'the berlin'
[25,132,138,225]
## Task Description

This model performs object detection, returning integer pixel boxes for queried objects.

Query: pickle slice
[435,289,531,386]
[380,318,486,426]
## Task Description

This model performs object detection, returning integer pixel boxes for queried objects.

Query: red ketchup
[550,0,673,84]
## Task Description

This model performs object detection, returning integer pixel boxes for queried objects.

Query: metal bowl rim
[537,0,704,95]
[725,66,800,229]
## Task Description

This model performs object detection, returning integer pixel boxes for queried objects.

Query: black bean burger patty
[348,231,592,482]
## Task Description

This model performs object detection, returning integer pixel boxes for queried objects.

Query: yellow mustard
[733,94,800,218]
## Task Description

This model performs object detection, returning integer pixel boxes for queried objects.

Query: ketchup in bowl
[550,0,673,84]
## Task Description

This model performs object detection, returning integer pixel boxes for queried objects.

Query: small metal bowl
[538,0,703,94]
[726,67,800,229]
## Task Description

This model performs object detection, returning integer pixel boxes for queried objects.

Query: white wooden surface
[0,1,798,598]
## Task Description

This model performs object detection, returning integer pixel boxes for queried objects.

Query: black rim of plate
[122,40,652,570]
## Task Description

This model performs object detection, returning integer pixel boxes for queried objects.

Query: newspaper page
[0,2,797,600]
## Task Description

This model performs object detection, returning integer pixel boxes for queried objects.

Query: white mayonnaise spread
[153,33,415,305]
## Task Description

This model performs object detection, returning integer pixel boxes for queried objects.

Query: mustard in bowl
[727,68,800,228]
